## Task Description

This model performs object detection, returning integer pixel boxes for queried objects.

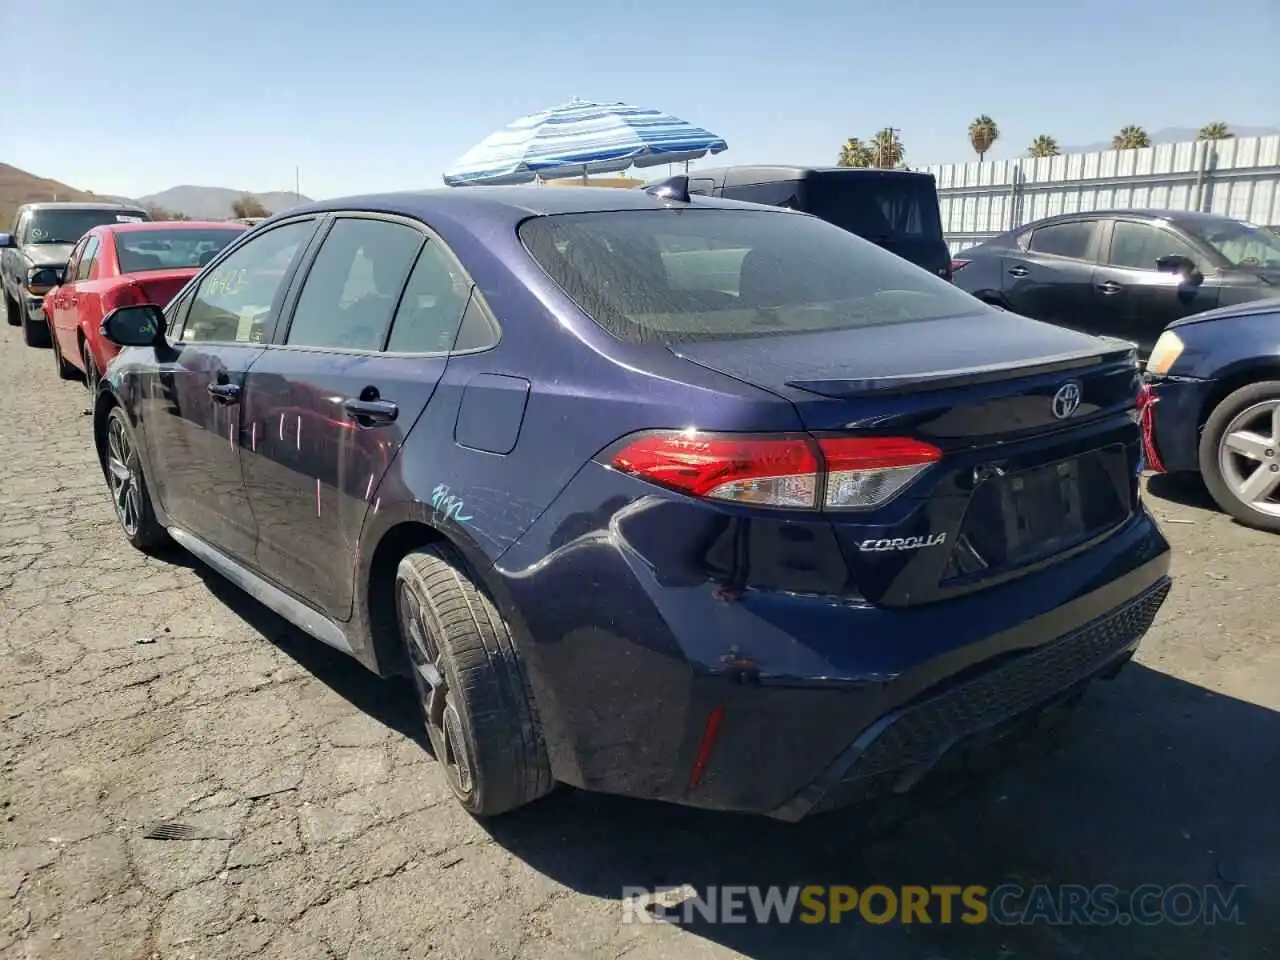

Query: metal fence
[922,135,1280,253]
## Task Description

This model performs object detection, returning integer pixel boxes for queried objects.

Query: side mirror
[0,233,15,249]
[1155,253,1203,287]
[101,304,166,348]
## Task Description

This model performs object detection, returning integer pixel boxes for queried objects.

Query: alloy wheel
[106,417,143,537]
[1217,399,1280,519]
[396,582,474,796]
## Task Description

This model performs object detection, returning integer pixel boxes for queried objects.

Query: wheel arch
[1197,361,1280,432]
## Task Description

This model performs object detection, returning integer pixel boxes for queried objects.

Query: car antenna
[643,174,692,203]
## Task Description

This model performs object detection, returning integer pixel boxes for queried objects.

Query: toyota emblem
[1051,381,1082,420]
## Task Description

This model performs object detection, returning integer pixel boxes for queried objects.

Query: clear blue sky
[2,0,1277,201]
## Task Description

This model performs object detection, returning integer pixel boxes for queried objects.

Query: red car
[43,220,248,387]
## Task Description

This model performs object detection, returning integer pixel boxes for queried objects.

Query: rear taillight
[950,258,970,274]
[102,283,145,312]
[609,431,941,510]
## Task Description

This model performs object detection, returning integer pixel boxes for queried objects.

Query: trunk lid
[670,312,1143,606]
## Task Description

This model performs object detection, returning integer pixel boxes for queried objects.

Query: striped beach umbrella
[442,99,727,187]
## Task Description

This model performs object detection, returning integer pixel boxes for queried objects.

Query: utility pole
[295,166,301,203]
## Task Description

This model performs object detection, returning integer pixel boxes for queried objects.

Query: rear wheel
[21,310,51,348]
[1199,381,1280,533]
[51,329,79,380]
[4,293,19,326]
[394,544,553,817]
[103,407,167,551]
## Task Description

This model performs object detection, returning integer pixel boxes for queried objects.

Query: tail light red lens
[950,258,971,274]
[609,431,942,510]
[102,283,145,313]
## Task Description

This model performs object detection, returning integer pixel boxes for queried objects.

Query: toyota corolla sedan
[93,180,1172,821]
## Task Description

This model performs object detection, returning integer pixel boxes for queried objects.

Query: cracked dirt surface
[1,321,1278,959]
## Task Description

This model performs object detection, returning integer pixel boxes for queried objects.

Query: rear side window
[76,237,100,281]
[803,175,942,240]
[286,218,425,351]
[384,241,472,353]
[519,208,985,345]
[1028,221,1097,260]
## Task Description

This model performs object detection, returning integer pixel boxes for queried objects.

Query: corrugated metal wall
[924,135,1280,253]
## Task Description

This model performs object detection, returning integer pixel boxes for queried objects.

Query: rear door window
[519,207,985,345]
[384,240,472,353]
[1028,221,1099,260]
[76,237,100,281]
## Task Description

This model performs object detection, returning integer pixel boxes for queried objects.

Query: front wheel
[395,544,553,817]
[52,329,79,380]
[4,294,20,326]
[102,407,168,551]
[1199,381,1280,533]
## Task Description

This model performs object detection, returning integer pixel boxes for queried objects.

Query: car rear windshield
[804,174,943,242]
[116,228,244,273]
[518,208,982,344]
[25,209,148,245]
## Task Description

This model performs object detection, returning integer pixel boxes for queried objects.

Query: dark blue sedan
[1142,298,1280,532]
[92,180,1172,820]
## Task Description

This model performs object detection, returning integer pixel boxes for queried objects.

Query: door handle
[66,296,78,306]
[1007,266,1029,278]
[343,397,399,425]
[207,382,241,404]
[1097,281,1123,295]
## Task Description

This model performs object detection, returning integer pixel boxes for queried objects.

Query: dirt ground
[1,320,1277,960]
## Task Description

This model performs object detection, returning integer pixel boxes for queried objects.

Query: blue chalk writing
[431,484,472,524]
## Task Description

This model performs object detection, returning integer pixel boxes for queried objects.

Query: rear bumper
[499,463,1172,817]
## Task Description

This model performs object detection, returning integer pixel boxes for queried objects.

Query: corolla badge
[858,534,947,552]
[1051,381,1082,420]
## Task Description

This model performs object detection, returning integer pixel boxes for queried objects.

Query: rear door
[240,214,472,619]
[1001,218,1103,329]
[144,217,321,563]
[73,234,112,361]
[1091,219,1221,354]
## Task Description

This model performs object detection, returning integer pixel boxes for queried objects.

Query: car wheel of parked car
[83,343,99,393]
[51,331,79,380]
[394,544,553,817]
[21,311,51,348]
[4,294,19,327]
[1199,381,1280,533]
[102,406,168,551]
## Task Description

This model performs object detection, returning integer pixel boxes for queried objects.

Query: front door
[47,236,89,358]
[1001,218,1103,330]
[240,214,472,619]
[143,218,320,563]
[1091,219,1221,355]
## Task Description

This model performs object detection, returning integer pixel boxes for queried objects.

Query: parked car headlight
[1146,331,1184,376]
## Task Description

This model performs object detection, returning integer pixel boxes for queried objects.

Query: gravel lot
[1,320,1277,960]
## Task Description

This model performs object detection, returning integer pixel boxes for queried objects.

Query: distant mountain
[137,185,313,220]
[1061,125,1280,154]
[0,163,101,229]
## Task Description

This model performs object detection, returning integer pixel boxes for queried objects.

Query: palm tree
[968,115,999,163]
[1112,126,1151,150]
[1198,121,1233,141]
[836,138,874,168]
[1028,135,1060,158]
[871,128,904,168]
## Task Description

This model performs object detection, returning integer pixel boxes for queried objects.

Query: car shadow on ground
[181,558,1279,959]
[1146,473,1217,512]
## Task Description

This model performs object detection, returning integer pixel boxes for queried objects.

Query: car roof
[272,185,794,229]
[689,165,933,188]
[20,201,146,212]
[1019,209,1246,231]
[104,220,246,234]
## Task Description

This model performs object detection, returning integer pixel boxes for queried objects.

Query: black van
[683,166,952,280]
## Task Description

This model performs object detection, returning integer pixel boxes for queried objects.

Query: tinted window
[724,180,802,208]
[803,175,942,240]
[183,220,315,343]
[25,209,147,245]
[385,241,471,353]
[1028,221,1097,260]
[1107,222,1199,270]
[76,237,100,281]
[287,218,425,351]
[1190,218,1280,269]
[519,208,985,345]
[687,178,716,197]
[116,228,244,273]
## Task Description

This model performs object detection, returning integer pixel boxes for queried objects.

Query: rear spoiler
[786,340,1138,399]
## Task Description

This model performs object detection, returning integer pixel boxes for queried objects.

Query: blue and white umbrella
[442,99,728,187]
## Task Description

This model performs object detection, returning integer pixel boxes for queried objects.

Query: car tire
[1198,380,1280,533]
[394,543,553,817]
[83,342,100,393]
[4,293,19,327]
[51,329,79,380]
[102,406,168,551]
[21,310,51,348]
